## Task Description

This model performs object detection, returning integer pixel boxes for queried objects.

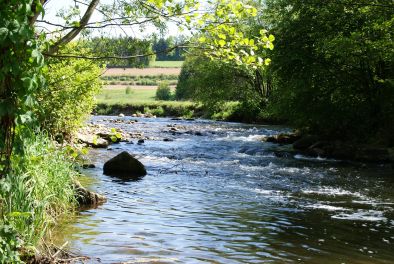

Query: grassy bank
[0,133,79,262]
[95,101,201,118]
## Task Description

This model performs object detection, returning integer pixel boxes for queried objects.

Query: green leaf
[8,211,32,218]
[0,28,9,42]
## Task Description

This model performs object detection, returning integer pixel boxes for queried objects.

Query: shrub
[37,44,103,137]
[155,82,172,101]
[125,87,133,95]
[151,106,165,116]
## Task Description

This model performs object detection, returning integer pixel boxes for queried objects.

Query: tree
[0,0,272,176]
[265,0,394,143]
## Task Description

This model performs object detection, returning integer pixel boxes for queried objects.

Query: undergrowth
[0,133,78,263]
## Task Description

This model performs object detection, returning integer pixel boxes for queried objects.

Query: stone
[74,180,106,207]
[76,133,109,148]
[163,138,173,142]
[118,113,125,117]
[138,139,145,144]
[103,151,147,179]
[264,133,301,145]
[293,135,320,150]
[82,164,96,169]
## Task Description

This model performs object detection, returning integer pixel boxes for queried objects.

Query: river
[56,116,394,264]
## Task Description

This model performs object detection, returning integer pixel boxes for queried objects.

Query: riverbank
[94,101,284,125]
[265,133,394,164]
[0,134,105,263]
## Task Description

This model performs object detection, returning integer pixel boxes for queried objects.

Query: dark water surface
[58,116,394,263]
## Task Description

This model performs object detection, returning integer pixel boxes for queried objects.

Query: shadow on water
[56,116,394,264]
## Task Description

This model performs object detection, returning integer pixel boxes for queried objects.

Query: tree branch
[29,0,48,26]
[47,0,100,55]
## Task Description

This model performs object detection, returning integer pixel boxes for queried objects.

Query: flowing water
[58,116,394,264]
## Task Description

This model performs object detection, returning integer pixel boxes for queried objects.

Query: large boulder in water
[103,151,147,179]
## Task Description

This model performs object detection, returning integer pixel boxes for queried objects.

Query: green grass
[150,61,184,68]
[95,88,199,117]
[97,88,157,104]
[0,133,78,262]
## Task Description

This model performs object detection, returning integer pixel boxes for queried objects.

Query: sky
[39,0,185,39]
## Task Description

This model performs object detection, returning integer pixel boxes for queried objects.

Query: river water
[58,116,394,264]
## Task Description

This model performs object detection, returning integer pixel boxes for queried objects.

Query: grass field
[150,61,184,68]
[97,87,157,105]
[97,61,192,117]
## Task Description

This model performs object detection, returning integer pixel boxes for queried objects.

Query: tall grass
[0,133,78,261]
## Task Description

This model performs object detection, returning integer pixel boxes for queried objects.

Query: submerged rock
[263,133,301,145]
[74,181,106,207]
[82,164,96,169]
[103,151,147,179]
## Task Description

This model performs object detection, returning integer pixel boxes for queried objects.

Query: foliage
[265,0,394,143]
[125,87,134,95]
[86,37,154,67]
[37,44,103,137]
[156,82,173,100]
[151,35,186,61]
[0,133,78,259]
[95,101,200,117]
[191,0,274,69]
[0,0,45,174]
[0,224,22,263]
[176,56,260,102]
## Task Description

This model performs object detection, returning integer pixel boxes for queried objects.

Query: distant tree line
[85,37,154,68]
[152,35,187,61]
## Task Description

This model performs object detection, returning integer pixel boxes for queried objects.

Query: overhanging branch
[47,0,100,55]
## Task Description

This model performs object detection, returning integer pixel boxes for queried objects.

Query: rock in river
[103,151,147,179]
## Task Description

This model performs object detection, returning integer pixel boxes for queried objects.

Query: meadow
[96,61,199,117]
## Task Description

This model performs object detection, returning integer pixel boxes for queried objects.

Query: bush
[125,86,133,95]
[37,44,103,137]
[155,82,172,101]
[151,106,165,116]
[0,224,22,263]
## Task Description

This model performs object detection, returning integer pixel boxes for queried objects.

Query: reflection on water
[58,116,394,263]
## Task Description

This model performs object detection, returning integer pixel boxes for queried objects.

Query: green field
[95,87,198,117]
[150,61,184,68]
[97,87,157,105]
